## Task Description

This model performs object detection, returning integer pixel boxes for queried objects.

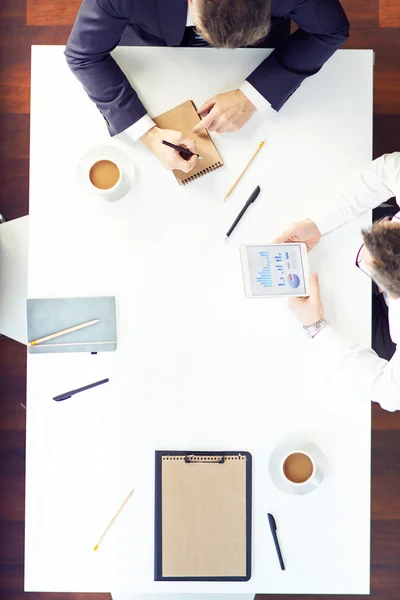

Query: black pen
[53,378,109,402]
[267,513,285,570]
[161,140,203,160]
[225,185,261,239]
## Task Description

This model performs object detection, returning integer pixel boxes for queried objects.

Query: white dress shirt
[310,152,400,412]
[125,5,273,142]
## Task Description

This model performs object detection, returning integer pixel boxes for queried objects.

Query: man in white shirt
[274,152,400,412]
[65,0,349,173]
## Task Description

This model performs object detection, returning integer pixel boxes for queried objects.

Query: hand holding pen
[140,126,198,173]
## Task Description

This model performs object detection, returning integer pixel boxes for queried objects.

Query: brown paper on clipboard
[153,100,224,186]
[161,454,247,577]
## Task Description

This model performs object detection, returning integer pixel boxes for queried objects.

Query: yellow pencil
[29,319,100,346]
[93,489,134,551]
[224,141,265,201]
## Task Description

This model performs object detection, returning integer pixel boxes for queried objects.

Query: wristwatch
[303,318,327,339]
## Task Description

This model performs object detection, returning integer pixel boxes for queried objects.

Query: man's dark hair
[362,218,400,298]
[197,0,271,49]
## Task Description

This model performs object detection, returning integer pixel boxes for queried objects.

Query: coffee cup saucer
[76,144,136,202]
[268,436,328,496]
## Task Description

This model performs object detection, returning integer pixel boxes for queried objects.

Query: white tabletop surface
[26,46,373,594]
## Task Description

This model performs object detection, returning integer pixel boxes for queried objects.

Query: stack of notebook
[27,297,117,353]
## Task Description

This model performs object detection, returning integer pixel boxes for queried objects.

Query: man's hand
[288,272,324,327]
[192,90,256,134]
[273,219,322,253]
[140,126,198,173]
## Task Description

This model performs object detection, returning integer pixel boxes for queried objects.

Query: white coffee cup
[281,449,324,488]
[88,157,123,197]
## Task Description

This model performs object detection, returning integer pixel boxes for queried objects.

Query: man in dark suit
[65,0,349,173]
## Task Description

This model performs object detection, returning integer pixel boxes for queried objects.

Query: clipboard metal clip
[184,454,225,464]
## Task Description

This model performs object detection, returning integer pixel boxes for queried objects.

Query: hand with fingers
[288,272,324,326]
[192,90,256,135]
[140,126,198,173]
[273,219,322,253]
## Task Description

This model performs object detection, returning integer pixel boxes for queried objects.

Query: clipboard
[154,450,252,581]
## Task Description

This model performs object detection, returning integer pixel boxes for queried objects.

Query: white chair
[0,215,29,344]
[111,595,255,600]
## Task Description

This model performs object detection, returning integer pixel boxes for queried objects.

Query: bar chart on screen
[256,251,273,288]
[255,248,302,291]
[274,252,286,287]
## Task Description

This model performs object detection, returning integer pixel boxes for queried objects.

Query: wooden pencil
[29,319,100,346]
[36,340,115,348]
[94,489,135,551]
[224,140,265,201]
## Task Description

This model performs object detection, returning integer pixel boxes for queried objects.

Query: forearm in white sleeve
[239,80,275,115]
[311,152,400,236]
[312,324,400,412]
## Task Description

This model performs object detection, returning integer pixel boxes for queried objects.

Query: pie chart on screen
[287,273,301,288]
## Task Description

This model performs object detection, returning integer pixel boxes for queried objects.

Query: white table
[26,46,373,594]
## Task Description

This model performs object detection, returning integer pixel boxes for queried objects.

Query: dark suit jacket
[65,0,350,136]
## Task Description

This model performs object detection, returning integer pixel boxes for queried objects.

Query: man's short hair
[362,218,400,298]
[197,0,271,48]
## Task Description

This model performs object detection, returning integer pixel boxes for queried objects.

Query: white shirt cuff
[124,114,156,142]
[239,81,273,115]
[311,207,349,237]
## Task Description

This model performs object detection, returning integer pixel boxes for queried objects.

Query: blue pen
[268,513,285,570]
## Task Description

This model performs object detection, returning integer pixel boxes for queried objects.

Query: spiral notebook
[154,100,224,186]
[154,451,252,581]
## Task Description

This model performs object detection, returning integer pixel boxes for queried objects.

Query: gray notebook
[27,297,117,354]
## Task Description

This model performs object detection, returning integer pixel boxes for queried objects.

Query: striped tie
[184,26,211,47]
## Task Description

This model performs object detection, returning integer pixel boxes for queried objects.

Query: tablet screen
[244,244,307,296]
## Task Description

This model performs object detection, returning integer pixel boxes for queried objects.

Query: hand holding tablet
[272,219,322,253]
[240,243,310,299]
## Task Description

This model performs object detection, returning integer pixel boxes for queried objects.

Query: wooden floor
[1,0,400,598]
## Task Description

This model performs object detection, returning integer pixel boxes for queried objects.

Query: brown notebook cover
[155,451,252,581]
[153,100,224,186]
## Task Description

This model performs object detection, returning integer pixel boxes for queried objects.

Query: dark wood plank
[372,398,400,429]
[0,159,29,221]
[379,0,400,27]
[0,27,72,115]
[371,430,400,520]
[344,27,400,115]
[0,0,26,21]
[0,114,30,220]
[26,0,382,29]
[341,0,379,27]
[371,519,400,595]
[26,0,81,26]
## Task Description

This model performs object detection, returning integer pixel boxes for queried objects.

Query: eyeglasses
[355,214,400,279]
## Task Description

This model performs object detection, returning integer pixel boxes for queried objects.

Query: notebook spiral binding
[161,454,246,464]
[180,161,223,186]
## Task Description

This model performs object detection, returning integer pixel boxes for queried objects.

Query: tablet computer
[240,243,310,298]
